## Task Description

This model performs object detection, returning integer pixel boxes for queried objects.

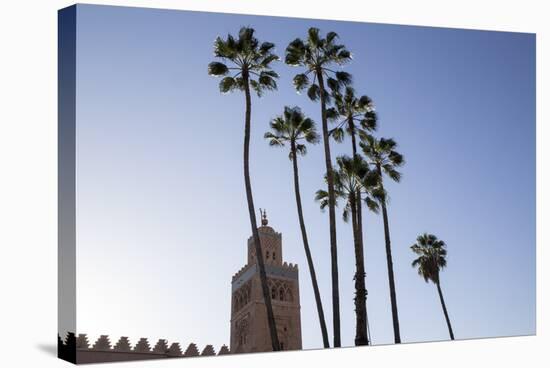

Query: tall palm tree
[208,27,281,351]
[286,28,352,347]
[264,106,330,348]
[328,87,377,329]
[316,155,380,346]
[360,135,404,343]
[411,233,455,340]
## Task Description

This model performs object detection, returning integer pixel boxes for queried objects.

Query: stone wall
[58,332,229,364]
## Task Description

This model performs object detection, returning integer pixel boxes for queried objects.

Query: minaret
[230,210,302,353]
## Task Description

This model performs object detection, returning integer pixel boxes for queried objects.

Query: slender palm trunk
[290,143,330,348]
[377,164,401,344]
[243,70,280,351]
[349,119,363,251]
[317,70,341,347]
[355,190,370,343]
[348,120,365,269]
[350,192,368,346]
[436,279,454,340]
[349,118,358,157]
[349,119,370,342]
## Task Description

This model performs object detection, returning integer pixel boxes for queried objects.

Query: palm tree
[316,155,380,346]
[411,233,455,340]
[328,87,377,333]
[286,28,352,347]
[264,106,330,348]
[208,27,281,351]
[360,135,404,343]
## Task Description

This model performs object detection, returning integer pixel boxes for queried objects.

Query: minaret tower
[230,210,302,353]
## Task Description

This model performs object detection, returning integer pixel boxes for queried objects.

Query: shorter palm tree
[360,134,404,343]
[411,233,455,340]
[326,87,378,334]
[316,155,379,346]
[264,106,330,348]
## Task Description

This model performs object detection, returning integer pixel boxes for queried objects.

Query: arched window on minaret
[279,287,285,301]
[271,287,276,299]
[286,288,293,302]
[266,250,270,261]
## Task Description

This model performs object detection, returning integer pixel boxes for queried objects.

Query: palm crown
[315,155,380,221]
[264,106,320,159]
[360,135,404,183]
[285,28,352,101]
[208,27,279,96]
[411,233,448,284]
[327,86,377,143]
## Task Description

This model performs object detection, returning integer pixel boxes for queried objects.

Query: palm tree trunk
[349,117,358,157]
[349,118,370,342]
[436,279,454,340]
[317,70,341,347]
[290,143,330,348]
[348,119,365,272]
[350,192,368,346]
[377,165,401,344]
[349,118,363,252]
[243,70,280,351]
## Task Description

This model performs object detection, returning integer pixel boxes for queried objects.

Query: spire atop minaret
[260,208,268,226]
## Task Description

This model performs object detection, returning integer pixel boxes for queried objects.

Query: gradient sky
[73,4,535,350]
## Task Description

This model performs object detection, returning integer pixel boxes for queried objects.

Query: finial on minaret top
[260,208,268,226]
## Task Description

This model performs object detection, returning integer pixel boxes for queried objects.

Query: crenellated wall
[58,332,229,364]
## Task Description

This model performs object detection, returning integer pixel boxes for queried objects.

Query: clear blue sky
[73,4,535,349]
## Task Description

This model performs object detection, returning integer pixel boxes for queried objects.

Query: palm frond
[259,41,275,55]
[342,205,350,222]
[315,189,330,211]
[361,111,377,131]
[327,77,340,92]
[330,127,345,143]
[326,31,338,44]
[335,71,352,86]
[258,73,278,92]
[208,62,229,76]
[295,143,307,156]
[307,84,321,101]
[389,151,405,166]
[325,107,339,122]
[285,38,306,65]
[213,36,236,59]
[357,95,372,109]
[336,49,352,63]
[264,132,286,147]
[307,27,321,48]
[364,196,380,214]
[383,165,402,182]
[219,77,236,93]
